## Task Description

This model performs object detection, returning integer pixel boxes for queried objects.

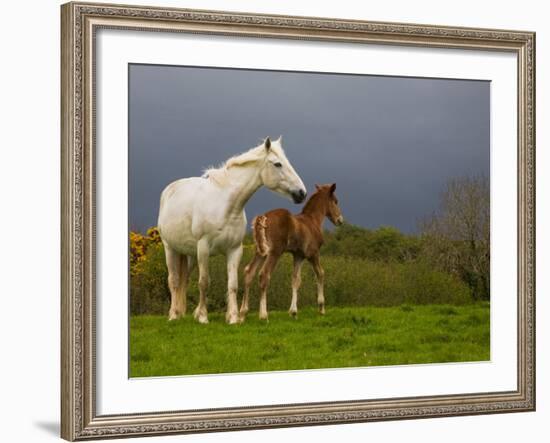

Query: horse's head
[316,183,344,226]
[260,137,307,204]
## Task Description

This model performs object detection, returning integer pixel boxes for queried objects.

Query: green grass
[129,303,490,377]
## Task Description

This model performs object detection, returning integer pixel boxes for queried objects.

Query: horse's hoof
[168,311,182,321]
[193,308,208,324]
[259,313,269,322]
[226,313,239,325]
[238,312,248,323]
[289,310,298,318]
[197,315,209,324]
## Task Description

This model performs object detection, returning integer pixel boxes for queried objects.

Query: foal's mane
[202,142,282,186]
[301,186,329,215]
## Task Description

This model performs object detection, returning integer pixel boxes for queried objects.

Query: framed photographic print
[61,1,536,440]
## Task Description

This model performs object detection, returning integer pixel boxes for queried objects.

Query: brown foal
[240,183,344,321]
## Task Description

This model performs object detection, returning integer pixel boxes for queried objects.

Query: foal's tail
[252,215,269,257]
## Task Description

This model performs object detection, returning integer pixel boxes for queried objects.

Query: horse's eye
[274,162,282,168]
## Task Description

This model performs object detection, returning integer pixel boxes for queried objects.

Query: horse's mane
[202,142,283,186]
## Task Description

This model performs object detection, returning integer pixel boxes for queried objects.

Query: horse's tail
[252,215,269,257]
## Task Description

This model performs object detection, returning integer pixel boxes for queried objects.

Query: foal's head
[313,183,344,225]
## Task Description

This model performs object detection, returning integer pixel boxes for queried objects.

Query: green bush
[130,241,471,315]
[323,224,421,262]
[130,242,170,315]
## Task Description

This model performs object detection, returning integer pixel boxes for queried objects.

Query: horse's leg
[240,252,266,321]
[184,255,195,301]
[258,253,280,321]
[187,255,195,276]
[164,244,184,320]
[289,255,304,317]
[225,245,243,325]
[177,254,190,317]
[193,238,210,324]
[309,254,326,315]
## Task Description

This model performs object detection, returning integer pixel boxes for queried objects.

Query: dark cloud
[129,64,489,233]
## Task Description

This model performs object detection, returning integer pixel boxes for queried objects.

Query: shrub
[130,237,471,315]
[323,224,421,262]
[129,227,161,276]
[130,242,169,315]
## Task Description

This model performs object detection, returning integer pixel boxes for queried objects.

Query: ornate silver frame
[61,2,536,440]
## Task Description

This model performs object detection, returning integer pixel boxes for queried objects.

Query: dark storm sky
[129,64,489,234]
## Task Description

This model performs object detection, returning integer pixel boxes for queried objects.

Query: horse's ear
[276,135,283,144]
[330,183,336,194]
[264,137,271,150]
[315,184,321,191]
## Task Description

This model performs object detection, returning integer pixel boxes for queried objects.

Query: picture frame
[60,1,536,440]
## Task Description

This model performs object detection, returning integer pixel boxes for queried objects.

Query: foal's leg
[240,252,266,321]
[193,238,210,324]
[258,253,281,321]
[164,244,185,320]
[225,245,243,325]
[309,254,326,315]
[289,255,304,317]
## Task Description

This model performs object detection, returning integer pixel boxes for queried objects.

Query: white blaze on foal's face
[260,137,307,204]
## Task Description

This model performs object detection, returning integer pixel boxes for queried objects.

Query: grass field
[129,303,490,377]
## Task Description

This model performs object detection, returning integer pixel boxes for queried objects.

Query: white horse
[157,137,307,324]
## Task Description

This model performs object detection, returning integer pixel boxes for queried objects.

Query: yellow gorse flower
[130,227,162,275]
